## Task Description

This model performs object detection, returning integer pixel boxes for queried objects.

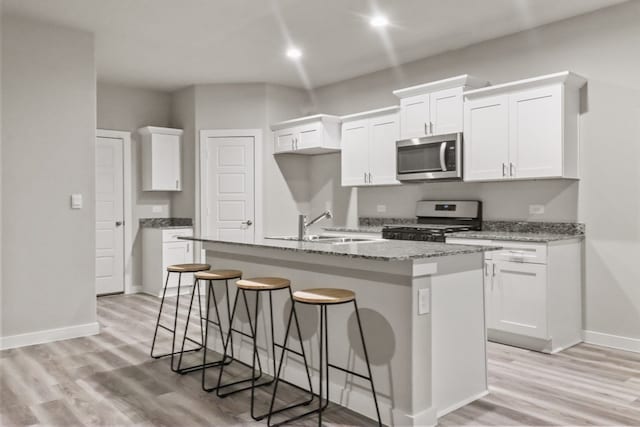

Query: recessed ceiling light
[370,15,389,28]
[286,47,302,60]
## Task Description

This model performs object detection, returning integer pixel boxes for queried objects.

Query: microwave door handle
[439,142,448,172]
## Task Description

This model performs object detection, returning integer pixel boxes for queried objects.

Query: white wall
[1,15,97,338]
[309,2,640,340]
[96,81,173,289]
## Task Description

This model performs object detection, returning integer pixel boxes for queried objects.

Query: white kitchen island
[182,236,497,427]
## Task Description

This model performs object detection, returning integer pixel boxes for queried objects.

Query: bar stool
[174,269,242,375]
[150,263,210,370]
[268,288,382,427]
[214,277,314,421]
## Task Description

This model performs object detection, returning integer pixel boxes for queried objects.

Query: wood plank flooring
[1,293,639,426]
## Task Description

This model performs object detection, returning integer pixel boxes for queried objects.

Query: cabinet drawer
[162,228,193,243]
[491,241,547,264]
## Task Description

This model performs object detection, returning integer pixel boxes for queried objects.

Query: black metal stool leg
[150,271,171,358]
[215,289,267,396]
[354,300,383,427]
[174,277,200,372]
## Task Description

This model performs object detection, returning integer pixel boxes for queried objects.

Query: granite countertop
[182,236,499,262]
[449,220,585,242]
[139,218,193,229]
[323,226,383,233]
[448,230,584,242]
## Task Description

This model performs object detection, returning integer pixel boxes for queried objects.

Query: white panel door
[463,94,510,181]
[369,112,400,185]
[340,119,369,186]
[95,136,124,295]
[152,133,181,190]
[205,136,255,243]
[400,94,430,139]
[509,85,563,179]
[494,261,548,339]
[430,87,463,135]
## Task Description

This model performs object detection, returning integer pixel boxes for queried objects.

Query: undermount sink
[265,235,379,244]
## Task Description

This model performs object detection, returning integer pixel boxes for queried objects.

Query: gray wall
[170,83,312,238]
[96,81,173,289]
[1,14,97,336]
[309,2,640,340]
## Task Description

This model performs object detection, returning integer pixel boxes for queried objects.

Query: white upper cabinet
[138,126,183,191]
[463,71,586,182]
[340,107,400,187]
[394,75,489,140]
[463,95,510,181]
[271,114,341,155]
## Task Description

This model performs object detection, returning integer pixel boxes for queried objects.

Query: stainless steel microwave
[396,132,462,181]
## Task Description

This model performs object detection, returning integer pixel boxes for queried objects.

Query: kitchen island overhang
[182,236,498,427]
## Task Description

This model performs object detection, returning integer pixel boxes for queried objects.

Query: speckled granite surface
[450,220,584,242]
[139,218,193,229]
[323,226,383,233]
[182,236,499,261]
[448,231,583,242]
[359,217,416,227]
[482,220,585,235]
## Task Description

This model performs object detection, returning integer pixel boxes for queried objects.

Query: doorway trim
[198,129,263,261]
[96,129,134,294]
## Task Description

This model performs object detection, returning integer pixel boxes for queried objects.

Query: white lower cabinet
[485,260,548,340]
[448,237,583,353]
[142,227,194,297]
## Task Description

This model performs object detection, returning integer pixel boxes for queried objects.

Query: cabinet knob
[115,221,124,227]
[242,220,253,226]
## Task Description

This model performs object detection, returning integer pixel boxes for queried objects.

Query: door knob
[242,220,253,226]
[115,221,124,227]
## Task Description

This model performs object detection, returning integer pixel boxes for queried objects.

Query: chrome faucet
[298,210,333,240]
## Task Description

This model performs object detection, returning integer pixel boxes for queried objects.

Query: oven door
[396,133,462,181]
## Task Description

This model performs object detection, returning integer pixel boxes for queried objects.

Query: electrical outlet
[418,288,430,315]
[377,204,387,213]
[152,205,163,213]
[529,204,545,215]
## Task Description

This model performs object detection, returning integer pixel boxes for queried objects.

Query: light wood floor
[1,293,639,426]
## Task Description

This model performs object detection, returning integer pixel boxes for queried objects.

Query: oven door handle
[439,142,448,172]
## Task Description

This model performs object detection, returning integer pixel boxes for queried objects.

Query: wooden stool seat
[236,277,290,291]
[293,288,355,304]
[195,269,242,280]
[167,263,211,273]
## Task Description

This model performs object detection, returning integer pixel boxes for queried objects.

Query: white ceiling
[3,0,626,91]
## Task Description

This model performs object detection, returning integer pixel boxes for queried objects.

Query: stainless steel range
[382,200,482,242]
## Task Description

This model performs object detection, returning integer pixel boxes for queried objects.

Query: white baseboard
[0,322,100,350]
[583,330,640,353]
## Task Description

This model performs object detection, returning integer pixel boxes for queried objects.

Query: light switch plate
[152,205,163,213]
[377,204,387,213]
[418,288,430,315]
[71,194,83,209]
[529,204,545,215]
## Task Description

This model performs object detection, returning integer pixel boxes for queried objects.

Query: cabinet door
[509,85,563,179]
[297,123,322,150]
[400,94,430,139]
[340,119,369,186]
[152,134,181,190]
[430,87,463,135]
[369,112,400,186]
[493,261,548,339]
[484,260,498,330]
[463,95,509,181]
[274,128,296,153]
[162,241,194,288]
